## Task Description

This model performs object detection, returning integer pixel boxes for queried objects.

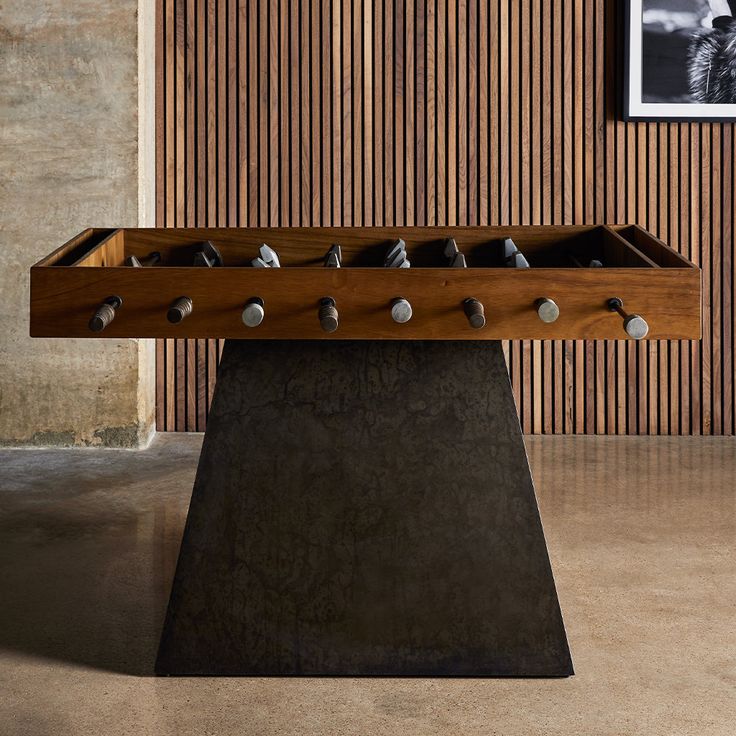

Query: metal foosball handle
[463,298,486,329]
[319,297,339,333]
[88,296,123,333]
[391,297,413,324]
[167,296,194,324]
[242,297,265,328]
[535,297,560,323]
[607,297,649,340]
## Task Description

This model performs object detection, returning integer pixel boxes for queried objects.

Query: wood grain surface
[31,225,699,341]
[155,0,731,435]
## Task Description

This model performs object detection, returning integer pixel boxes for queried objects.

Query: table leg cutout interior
[155,340,573,677]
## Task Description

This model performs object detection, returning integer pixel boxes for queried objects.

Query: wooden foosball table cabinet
[31,225,701,677]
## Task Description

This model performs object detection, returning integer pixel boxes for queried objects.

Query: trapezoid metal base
[156,340,573,677]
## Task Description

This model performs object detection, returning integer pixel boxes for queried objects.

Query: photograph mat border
[624,0,736,121]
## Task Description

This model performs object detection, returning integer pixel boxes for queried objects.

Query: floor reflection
[1,434,733,734]
[0,434,733,676]
[0,434,199,675]
[528,436,736,523]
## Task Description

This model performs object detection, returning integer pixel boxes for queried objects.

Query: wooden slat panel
[155,0,733,436]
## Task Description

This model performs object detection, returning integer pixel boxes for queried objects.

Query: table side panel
[30,266,702,340]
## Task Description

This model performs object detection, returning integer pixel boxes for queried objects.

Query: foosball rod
[607,297,649,339]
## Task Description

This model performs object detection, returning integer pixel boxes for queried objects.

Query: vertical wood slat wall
[156,0,735,435]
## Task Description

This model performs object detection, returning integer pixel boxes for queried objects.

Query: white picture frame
[625,0,736,121]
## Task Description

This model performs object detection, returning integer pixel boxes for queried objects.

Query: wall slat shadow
[156,0,735,435]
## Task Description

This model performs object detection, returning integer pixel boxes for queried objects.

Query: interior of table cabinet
[43,226,688,270]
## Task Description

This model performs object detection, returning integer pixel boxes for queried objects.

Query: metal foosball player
[30,225,702,676]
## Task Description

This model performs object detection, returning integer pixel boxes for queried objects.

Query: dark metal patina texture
[156,340,573,676]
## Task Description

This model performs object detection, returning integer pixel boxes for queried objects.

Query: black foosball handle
[88,296,123,333]
[463,298,486,329]
[319,297,339,333]
[167,296,194,324]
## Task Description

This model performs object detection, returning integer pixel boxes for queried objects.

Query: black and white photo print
[626,0,736,119]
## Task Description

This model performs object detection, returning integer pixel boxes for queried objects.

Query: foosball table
[31,225,701,676]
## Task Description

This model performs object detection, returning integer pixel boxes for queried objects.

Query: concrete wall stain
[0,1,154,447]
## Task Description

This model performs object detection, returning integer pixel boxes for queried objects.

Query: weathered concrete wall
[0,0,155,446]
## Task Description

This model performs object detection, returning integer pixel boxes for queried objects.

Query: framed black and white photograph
[626,0,736,119]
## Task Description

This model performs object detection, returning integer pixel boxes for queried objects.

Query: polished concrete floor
[0,434,734,735]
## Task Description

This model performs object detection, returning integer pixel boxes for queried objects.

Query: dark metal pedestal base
[156,340,572,676]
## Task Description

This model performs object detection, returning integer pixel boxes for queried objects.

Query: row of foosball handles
[89,295,649,338]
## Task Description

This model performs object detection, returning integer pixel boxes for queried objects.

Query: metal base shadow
[156,340,573,676]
